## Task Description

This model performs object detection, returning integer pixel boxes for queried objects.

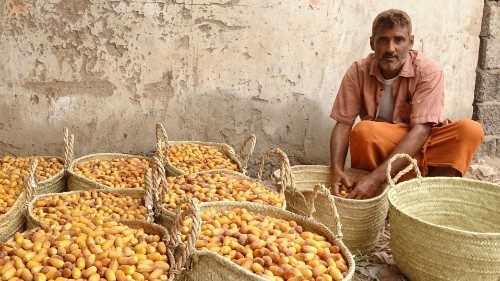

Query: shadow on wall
[165,89,333,179]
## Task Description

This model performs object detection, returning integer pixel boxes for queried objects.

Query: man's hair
[372,9,412,35]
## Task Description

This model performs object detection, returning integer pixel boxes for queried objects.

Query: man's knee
[452,119,484,147]
[350,121,378,141]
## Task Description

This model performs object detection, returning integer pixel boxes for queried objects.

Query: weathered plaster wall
[0,0,484,165]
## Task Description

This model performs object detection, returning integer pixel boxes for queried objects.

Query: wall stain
[143,71,175,102]
[25,80,116,100]
[30,94,39,104]
[53,0,92,23]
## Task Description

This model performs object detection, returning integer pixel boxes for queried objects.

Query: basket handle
[257,148,295,195]
[155,123,170,163]
[22,159,39,211]
[236,134,257,172]
[63,127,74,170]
[171,198,202,280]
[386,153,422,187]
[150,156,168,218]
[305,183,343,239]
[144,168,155,223]
[156,123,170,146]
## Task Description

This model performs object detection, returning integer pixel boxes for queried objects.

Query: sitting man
[329,9,484,199]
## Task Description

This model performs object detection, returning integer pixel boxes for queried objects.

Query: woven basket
[150,157,286,223]
[25,155,65,195]
[269,148,389,254]
[4,218,181,281]
[64,128,152,191]
[119,219,181,281]
[386,154,500,281]
[155,123,256,176]
[0,160,38,242]
[34,128,75,194]
[26,181,156,229]
[156,196,355,281]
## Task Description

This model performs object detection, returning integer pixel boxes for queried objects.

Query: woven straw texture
[156,123,256,177]
[12,218,179,281]
[31,156,66,195]
[158,200,355,281]
[387,154,500,281]
[271,156,389,254]
[26,187,155,230]
[66,153,151,191]
[0,160,38,242]
[151,156,286,224]
[119,219,180,281]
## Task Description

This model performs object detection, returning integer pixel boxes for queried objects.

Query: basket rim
[27,188,149,228]
[67,153,150,190]
[157,169,286,214]
[192,201,355,280]
[162,141,244,175]
[273,165,389,203]
[1,155,65,186]
[388,176,500,237]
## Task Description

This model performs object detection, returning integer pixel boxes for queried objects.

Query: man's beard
[379,53,406,73]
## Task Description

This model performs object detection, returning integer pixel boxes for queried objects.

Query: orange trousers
[349,120,484,176]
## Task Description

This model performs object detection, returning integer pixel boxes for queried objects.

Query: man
[329,9,484,199]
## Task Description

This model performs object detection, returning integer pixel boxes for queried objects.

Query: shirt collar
[369,52,415,80]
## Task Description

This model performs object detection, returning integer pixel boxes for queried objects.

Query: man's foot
[427,166,461,177]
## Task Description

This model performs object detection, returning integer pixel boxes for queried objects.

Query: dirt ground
[351,155,500,281]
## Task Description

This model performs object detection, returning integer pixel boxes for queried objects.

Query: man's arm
[347,123,431,199]
[330,122,353,195]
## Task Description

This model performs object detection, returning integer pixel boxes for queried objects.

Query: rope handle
[171,198,202,278]
[236,134,257,172]
[305,184,343,239]
[386,153,422,187]
[144,168,155,223]
[63,127,74,170]
[154,156,168,212]
[156,123,170,146]
[177,199,202,259]
[257,148,295,195]
[22,158,39,210]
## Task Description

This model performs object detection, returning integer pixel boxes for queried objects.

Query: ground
[351,155,500,281]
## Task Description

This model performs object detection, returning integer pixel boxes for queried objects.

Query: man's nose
[388,40,396,52]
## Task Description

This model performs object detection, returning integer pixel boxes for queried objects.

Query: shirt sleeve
[410,70,445,126]
[330,63,362,125]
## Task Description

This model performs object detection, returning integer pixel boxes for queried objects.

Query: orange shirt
[330,50,445,126]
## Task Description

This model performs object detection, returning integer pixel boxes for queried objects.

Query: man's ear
[370,36,375,51]
[409,35,415,48]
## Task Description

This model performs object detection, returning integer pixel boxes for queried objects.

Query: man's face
[370,26,414,77]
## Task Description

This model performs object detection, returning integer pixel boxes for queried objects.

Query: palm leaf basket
[151,156,286,224]
[26,181,156,229]
[0,160,38,242]
[156,197,355,281]
[387,154,500,281]
[155,123,256,176]
[64,130,152,191]
[269,148,389,254]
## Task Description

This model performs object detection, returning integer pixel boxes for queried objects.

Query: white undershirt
[378,77,397,121]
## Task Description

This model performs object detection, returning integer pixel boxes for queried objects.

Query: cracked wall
[0,0,484,165]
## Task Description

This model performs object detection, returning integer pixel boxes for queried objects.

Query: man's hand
[330,169,352,196]
[346,172,384,199]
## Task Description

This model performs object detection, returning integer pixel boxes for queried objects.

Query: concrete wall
[474,0,500,157]
[0,0,484,165]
